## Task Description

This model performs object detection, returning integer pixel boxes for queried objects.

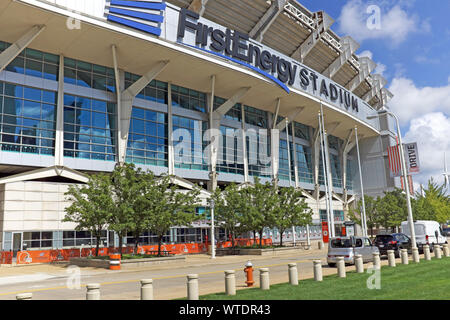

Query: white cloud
[388,77,450,126]
[403,112,450,188]
[338,0,424,45]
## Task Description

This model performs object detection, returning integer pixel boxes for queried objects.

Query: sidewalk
[0,243,325,278]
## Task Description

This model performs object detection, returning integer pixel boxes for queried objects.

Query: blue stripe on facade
[107,15,162,36]
[109,7,164,23]
[179,43,290,94]
[110,0,166,11]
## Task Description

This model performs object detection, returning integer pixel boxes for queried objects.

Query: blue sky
[296,0,450,190]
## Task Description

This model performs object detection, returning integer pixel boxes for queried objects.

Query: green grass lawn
[200,258,450,300]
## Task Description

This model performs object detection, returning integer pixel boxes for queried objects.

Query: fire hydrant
[244,260,254,287]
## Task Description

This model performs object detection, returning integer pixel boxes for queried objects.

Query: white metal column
[354,126,368,237]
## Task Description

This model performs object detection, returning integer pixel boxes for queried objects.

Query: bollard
[355,255,364,273]
[16,293,32,300]
[387,250,396,267]
[424,245,431,261]
[86,283,100,300]
[187,274,199,300]
[288,263,298,285]
[336,257,346,278]
[412,247,420,263]
[401,249,409,264]
[224,270,236,295]
[259,268,270,290]
[140,279,153,300]
[313,260,322,281]
[443,244,449,257]
[372,252,380,270]
[318,241,324,250]
[434,245,442,259]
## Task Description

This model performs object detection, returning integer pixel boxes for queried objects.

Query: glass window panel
[43,63,58,81]
[25,60,43,77]
[41,104,55,121]
[43,53,59,64]
[92,100,107,112]
[77,61,92,72]
[42,91,56,104]
[26,48,43,60]
[6,57,25,74]
[5,83,23,97]
[23,100,41,119]
[64,67,76,84]
[92,112,106,128]
[24,87,41,101]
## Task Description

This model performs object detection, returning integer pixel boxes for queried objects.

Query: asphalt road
[0,251,329,300]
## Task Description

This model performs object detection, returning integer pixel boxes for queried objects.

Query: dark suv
[374,233,412,258]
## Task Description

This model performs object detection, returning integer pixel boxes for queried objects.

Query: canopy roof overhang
[0,0,379,140]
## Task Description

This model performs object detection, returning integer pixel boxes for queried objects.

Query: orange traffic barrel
[109,254,121,270]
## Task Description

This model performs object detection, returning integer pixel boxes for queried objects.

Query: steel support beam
[215,87,251,116]
[274,107,304,130]
[0,25,46,73]
[249,0,287,42]
[55,55,65,167]
[113,47,169,164]
[346,57,376,92]
[323,36,360,79]
[188,0,209,16]
[363,74,387,103]
[290,11,334,62]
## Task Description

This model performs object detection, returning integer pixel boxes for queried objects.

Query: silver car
[327,236,379,267]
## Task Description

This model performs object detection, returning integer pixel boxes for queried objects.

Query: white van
[401,220,448,252]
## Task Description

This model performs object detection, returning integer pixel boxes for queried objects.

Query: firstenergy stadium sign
[177,8,360,112]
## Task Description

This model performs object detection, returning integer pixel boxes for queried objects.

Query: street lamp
[210,199,216,259]
[367,111,417,249]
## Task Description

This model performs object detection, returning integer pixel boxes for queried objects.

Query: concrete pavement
[0,244,422,300]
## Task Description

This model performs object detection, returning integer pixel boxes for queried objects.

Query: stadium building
[0,0,398,261]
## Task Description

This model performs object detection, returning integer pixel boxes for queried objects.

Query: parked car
[401,220,448,253]
[442,228,450,237]
[373,233,411,258]
[327,236,379,267]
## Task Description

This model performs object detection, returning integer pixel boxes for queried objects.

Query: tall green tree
[274,187,313,247]
[110,163,142,256]
[377,188,408,229]
[145,175,201,256]
[211,183,245,248]
[348,195,379,237]
[241,178,279,248]
[63,173,114,256]
[413,178,450,223]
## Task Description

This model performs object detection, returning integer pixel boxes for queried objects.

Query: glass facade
[125,73,168,104]
[126,107,168,167]
[0,42,60,81]
[64,57,115,92]
[63,94,117,161]
[279,138,294,182]
[331,154,342,188]
[171,84,206,113]
[0,82,56,155]
[295,144,313,184]
[218,125,244,175]
[173,115,207,171]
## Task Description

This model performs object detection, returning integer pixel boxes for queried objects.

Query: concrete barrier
[140,279,153,300]
[336,257,346,278]
[412,248,420,263]
[443,244,449,257]
[288,263,298,285]
[434,245,442,259]
[401,249,409,265]
[259,268,270,290]
[424,245,431,261]
[387,250,396,267]
[224,270,236,295]
[187,274,199,300]
[86,283,100,300]
[372,252,380,270]
[355,254,364,273]
[16,293,32,300]
[313,260,322,281]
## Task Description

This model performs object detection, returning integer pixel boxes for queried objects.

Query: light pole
[367,111,417,249]
[210,199,216,259]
